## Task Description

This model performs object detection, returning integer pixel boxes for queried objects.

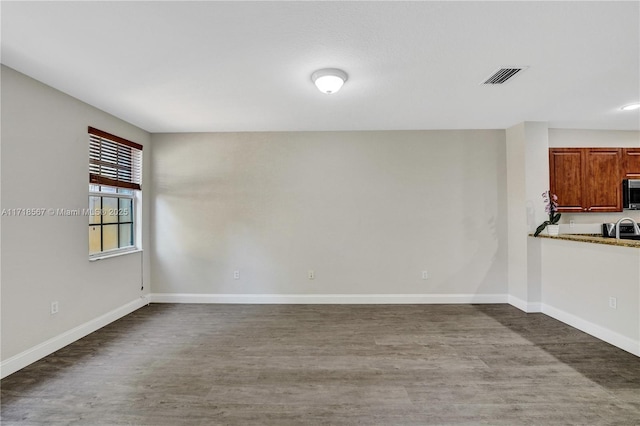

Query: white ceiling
[2,1,639,133]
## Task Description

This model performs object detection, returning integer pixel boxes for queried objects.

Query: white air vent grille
[482,67,528,85]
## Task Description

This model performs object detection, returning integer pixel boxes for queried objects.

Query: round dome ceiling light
[621,103,640,111]
[311,68,348,94]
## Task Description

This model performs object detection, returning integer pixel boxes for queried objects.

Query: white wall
[506,122,548,311]
[151,130,508,299]
[506,123,528,305]
[1,66,151,372]
[549,129,640,148]
[523,122,549,306]
[540,237,639,356]
[524,123,550,232]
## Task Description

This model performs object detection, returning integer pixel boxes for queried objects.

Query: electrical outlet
[51,301,59,315]
[422,270,429,280]
[609,297,617,309]
[308,270,315,280]
[233,270,240,280]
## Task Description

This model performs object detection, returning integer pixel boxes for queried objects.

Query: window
[88,127,142,257]
[89,186,136,255]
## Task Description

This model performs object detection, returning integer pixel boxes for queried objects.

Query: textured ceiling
[2,1,639,132]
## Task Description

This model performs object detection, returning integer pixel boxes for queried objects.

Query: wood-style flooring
[1,304,639,425]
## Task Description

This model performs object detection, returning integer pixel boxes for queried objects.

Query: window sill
[89,248,143,262]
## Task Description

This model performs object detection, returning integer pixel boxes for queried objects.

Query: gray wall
[151,130,508,297]
[1,66,151,361]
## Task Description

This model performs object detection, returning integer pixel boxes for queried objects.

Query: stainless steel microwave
[623,179,640,209]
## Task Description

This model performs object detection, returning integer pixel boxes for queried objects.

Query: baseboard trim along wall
[0,296,149,379]
[507,295,542,313]
[150,293,509,304]
[542,303,640,357]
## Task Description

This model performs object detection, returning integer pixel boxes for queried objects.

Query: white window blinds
[89,127,143,190]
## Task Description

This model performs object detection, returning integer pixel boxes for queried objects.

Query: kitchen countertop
[530,233,640,248]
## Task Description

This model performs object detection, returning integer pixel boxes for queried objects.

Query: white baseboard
[542,303,640,357]
[150,293,508,304]
[0,296,149,379]
[508,295,542,313]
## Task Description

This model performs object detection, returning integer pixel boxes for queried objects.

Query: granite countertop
[530,233,640,248]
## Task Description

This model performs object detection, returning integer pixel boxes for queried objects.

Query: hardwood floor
[1,304,639,425]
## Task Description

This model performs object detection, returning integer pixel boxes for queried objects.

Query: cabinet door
[549,148,584,212]
[584,148,622,212]
[623,148,640,178]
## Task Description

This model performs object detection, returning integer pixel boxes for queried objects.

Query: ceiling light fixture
[621,103,640,111]
[311,68,348,94]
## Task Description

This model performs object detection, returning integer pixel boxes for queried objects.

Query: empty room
[1,1,639,424]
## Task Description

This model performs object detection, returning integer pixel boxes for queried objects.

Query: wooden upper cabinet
[584,148,622,212]
[623,148,640,178]
[549,148,622,213]
[549,149,584,212]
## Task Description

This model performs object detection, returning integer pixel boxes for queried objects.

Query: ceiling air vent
[481,67,528,85]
